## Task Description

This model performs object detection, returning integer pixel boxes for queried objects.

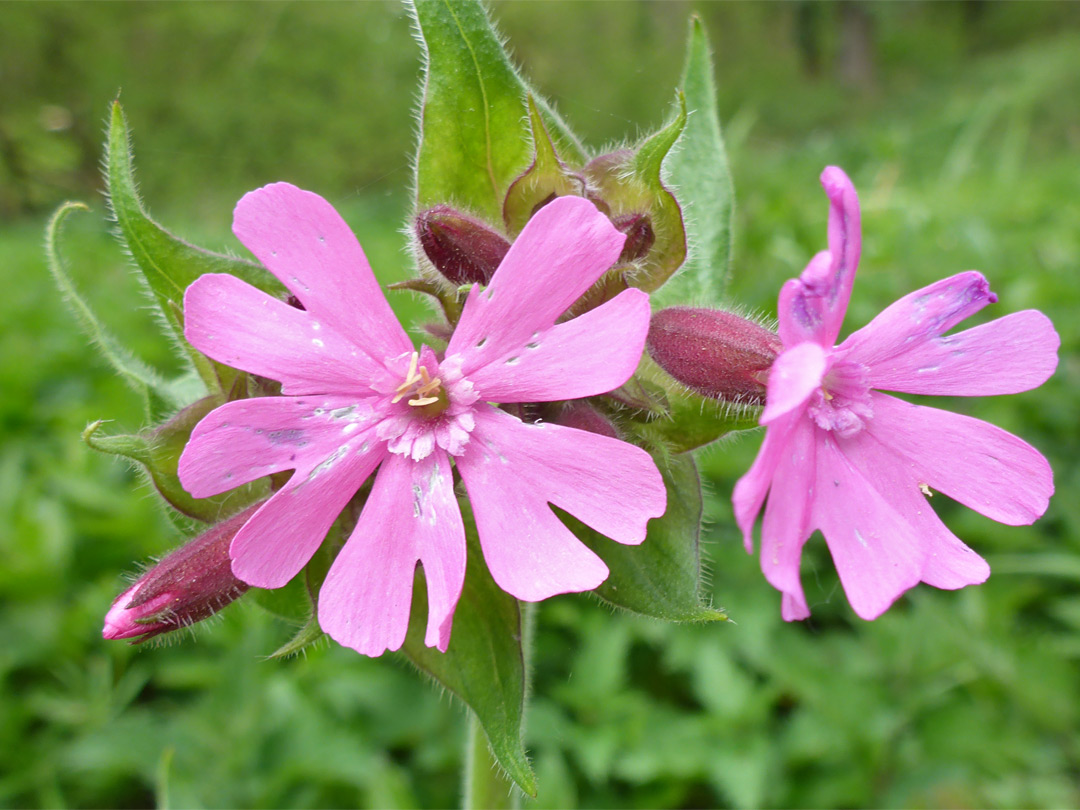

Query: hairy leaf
[410,0,585,224]
[107,100,284,396]
[657,16,736,308]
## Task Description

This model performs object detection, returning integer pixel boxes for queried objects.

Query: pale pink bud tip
[101,503,262,644]
[647,307,783,405]
[415,205,511,285]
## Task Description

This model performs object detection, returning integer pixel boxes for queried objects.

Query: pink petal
[777,167,862,347]
[839,276,1059,395]
[447,196,625,377]
[232,183,412,363]
[229,440,387,589]
[839,430,989,590]
[456,405,665,601]
[760,342,828,424]
[462,288,650,403]
[185,274,384,395]
[811,434,924,620]
[732,409,803,553]
[758,418,816,620]
[178,395,378,498]
[866,393,1053,526]
[318,450,465,656]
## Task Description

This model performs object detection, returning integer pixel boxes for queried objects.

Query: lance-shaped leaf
[410,0,585,224]
[656,16,736,309]
[106,101,285,395]
[503,95,586,236]
[46,202,183,423]
[568,451,726,623]
[632,356,761,453]
[83,397,268,523]
[399,500,535,797]
[585,95,688,292]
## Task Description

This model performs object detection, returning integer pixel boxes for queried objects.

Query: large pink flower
[734,166,1058,621]
[178,184,665,656]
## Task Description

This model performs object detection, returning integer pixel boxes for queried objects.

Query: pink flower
[734,166,1058,621]
[178,184,666,656]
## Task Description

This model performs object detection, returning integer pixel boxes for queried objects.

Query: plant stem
[462,713,519,810]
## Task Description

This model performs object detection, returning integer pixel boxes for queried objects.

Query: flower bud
[611,212,655,263]
[647,308,783,405]
[102,502,263,643]
[415,205,511,285]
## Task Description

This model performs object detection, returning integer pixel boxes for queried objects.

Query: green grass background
[2,2,1079,807]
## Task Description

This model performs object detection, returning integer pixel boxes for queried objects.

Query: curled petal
[319,451,465,656]
[866,393,1053,526]
[463,288,651,403]
[777,167,862,347]
[448,196,625,376]
[185,274,382,395]
[232,182,412,363]
[457,405,665,601]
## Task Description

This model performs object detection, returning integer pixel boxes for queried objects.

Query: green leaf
[502,95,586,236]
[586,95,688,292]
[83,398,268,522]
[45,202,182,423]
[571,452,726,623]
[399,501,536,798]
[106,100,285,395]
[656,15,736,308]
[410,0,585,224]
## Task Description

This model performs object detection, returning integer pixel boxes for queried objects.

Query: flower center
[391,352,451,419]
[808,359,873,439]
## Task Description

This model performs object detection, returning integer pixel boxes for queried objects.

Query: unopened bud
[553,401,619,439]
[647,308,783,405]
[611,213,655,263]
[415,205,511,285]
[102,502,263,643]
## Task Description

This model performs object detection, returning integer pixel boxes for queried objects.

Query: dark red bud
[415,205,511,285]
[611,213,655,263]
[553,401,619,439]
[647,308,783,405]
[102,502,263,643]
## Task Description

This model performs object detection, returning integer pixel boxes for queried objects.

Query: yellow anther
[391,352,449,413]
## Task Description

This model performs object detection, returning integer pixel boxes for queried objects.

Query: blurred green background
[3,2,1080,807]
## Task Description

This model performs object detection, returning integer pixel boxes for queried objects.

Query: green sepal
[502,95,586,236]
[106,100,285,396]
[585,94,688,293]
[569,451,725,623]
[631,356,761,453]
[654,15,735,308]
[82,397,269,523]
[410,0,585,225]
[398,500,536,798]
[45,202,184,424]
